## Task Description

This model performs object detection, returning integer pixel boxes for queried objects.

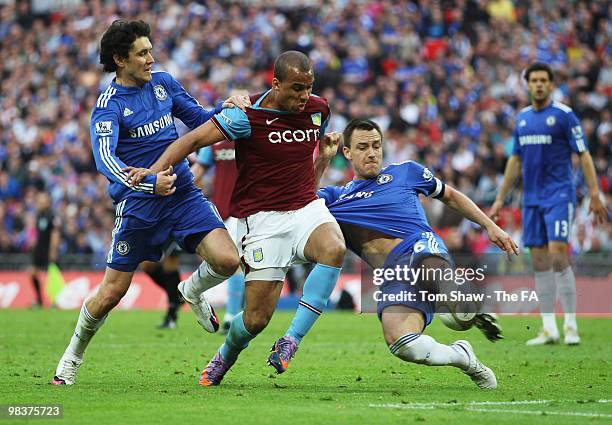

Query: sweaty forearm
[444,186,496,230]
[151,121,224,173]
[314,156,332,188]
[151,139,197,173]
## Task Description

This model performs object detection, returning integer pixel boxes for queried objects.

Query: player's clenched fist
[154,166,177,196]
[320,131,342,160]
[123,165,176,195]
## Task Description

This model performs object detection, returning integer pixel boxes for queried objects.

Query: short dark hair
[99,20,150,73]
[343,118,383,148]
[273,51,312,81]
[524,62,554,82]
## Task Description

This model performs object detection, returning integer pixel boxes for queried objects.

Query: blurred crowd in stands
[0,0,610,268]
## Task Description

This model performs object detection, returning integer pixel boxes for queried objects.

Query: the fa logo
[154,85,168,101]
[116,241,130,256]
[376,174,393,185]
[422,168,433,181]
[253,247,264,263]
[546,116,556,126]
[519,120,526,127]
[311,113,321,127]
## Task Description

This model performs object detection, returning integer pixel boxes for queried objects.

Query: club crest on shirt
[546,116,556,126]
[422,168,433,181]
[376,174,393,185]
[253,247,264,262]
[153,85,168,101]
[116,241,130,256]
[519,119,527,127]
[311,113,322,127]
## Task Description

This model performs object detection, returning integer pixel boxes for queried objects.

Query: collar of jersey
[111,78,148,92]
[531,101,553,113]
[251,90,292,114]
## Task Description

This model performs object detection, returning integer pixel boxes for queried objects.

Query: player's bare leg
[200,280,283,386]
[178,228,240,333]
[53,268,133,385]
[382,306,497,389]
[527,246,560,345]
[549,241,579,345]
[269,222,345,374]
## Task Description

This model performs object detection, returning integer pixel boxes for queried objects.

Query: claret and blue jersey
[513,101,587,207]
[90,71,222,203]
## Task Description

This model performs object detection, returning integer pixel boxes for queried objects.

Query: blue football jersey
[512,101,587,206]
[318,161,445,242]
[90,71,221,203]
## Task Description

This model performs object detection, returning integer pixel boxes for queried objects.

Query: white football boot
[563,326,581,345]
[52,351,83,385]
[178,281,219,333]
[451,340,497,389]
[526,328,560,346]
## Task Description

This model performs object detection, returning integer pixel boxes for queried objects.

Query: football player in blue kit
[490,63,608,346]
[316,119,519,389]
[52,20,250,385]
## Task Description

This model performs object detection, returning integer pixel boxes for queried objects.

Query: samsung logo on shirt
[129,113,173,138]
[519,135,552,146]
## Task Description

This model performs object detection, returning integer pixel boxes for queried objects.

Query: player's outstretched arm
[578,151,609,225]
[489,154,521,220]
[124,121,225,185]
[441,185,519,258]
[314,132,342,188]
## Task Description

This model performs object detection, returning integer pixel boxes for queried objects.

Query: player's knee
[97,287,125,310]
[211,253,240,277]
[550,254,569,272]
[531,252,551,271]
[243,310,272,335]
[320,240,346,267]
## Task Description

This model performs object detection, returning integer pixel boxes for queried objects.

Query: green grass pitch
[1,310,610,424]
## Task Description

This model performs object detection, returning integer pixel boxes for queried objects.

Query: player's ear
[271,78,281,92]
[343,146,351,160]
[113,54,125,69]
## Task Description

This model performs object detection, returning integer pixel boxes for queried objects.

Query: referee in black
[30,192,60,307]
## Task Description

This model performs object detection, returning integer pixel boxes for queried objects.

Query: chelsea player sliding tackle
[316,119,520,389]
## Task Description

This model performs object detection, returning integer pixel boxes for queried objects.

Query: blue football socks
[285,263,341,342]
[225,273,245,319]
[219,312,254,365]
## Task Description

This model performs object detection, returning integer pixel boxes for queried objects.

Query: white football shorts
[236,198,337,281]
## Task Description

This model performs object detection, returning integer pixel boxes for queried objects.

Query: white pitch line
[465,407,612,419]
[371,399,611,408]
[369,400,552,408]
[369,400,612,419]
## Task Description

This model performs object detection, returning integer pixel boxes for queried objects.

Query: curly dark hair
[99,20,151,73]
